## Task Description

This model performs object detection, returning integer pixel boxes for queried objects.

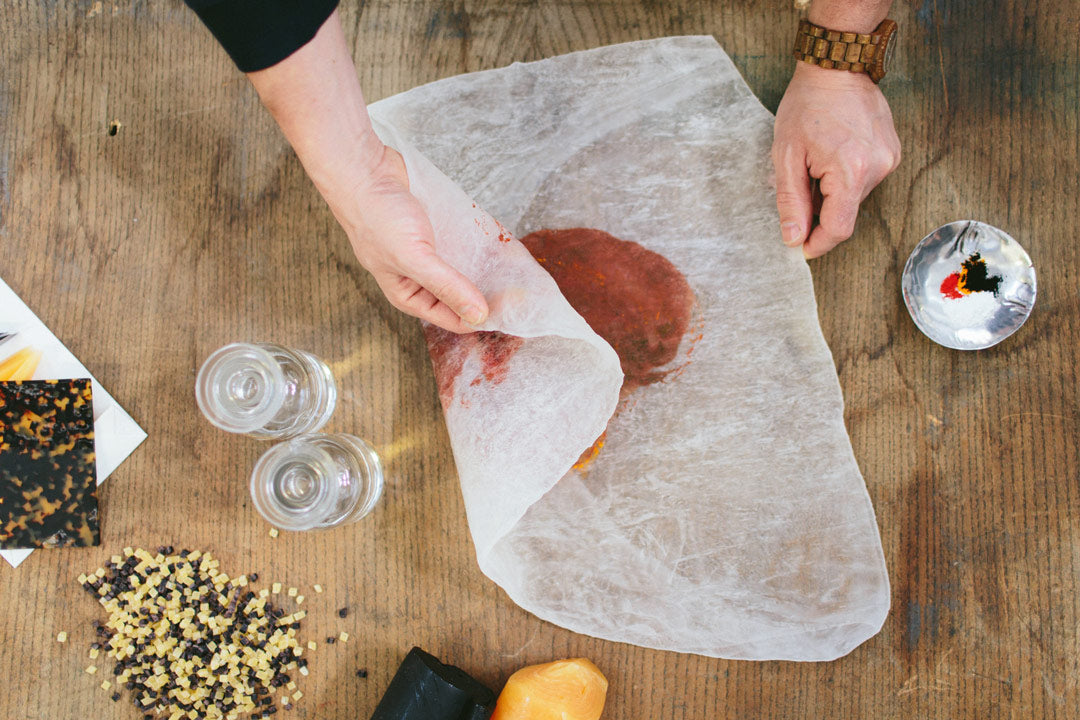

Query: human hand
[246,10,487,333]
[334,144,489,334]
[771,61,901,259]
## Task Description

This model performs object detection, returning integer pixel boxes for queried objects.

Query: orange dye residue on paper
[472,207,515,243]
[494,216,513,243]
[573,433,606,470]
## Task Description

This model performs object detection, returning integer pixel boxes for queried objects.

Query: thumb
[407,248,489,326]
[772,146,813,248]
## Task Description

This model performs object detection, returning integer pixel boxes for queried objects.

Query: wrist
[297,124,385,199]
[791,58,879,91]
[246,9,387,219]
[807,0,891,34]
[310,139,390,236]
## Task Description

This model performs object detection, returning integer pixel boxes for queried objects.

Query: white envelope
[0,277,147,568]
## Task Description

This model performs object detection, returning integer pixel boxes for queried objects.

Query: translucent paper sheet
[368,37,890,661]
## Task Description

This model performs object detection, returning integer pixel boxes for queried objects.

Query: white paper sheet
[0,278,147,568]
[369,37,890,661]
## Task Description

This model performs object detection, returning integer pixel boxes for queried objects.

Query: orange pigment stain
[573,433,606,470]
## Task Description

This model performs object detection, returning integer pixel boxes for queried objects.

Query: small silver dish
[902,221,1036,350]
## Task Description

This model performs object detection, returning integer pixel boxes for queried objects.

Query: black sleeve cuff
[185,0,340,73]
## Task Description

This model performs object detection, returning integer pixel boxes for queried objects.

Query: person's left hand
[771,62,901,259]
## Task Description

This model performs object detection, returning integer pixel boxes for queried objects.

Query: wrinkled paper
[368,37,890,661]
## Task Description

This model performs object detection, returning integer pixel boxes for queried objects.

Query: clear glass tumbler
[195,342,337,439]
[249,433,384,531]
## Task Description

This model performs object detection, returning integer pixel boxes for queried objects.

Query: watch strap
[792,19,881,74]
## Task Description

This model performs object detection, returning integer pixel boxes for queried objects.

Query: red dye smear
[424,325,468,405]
[470,332,525,386]
[424,227,697,472]
[473,208,514,243]
[424,326,525,407]
[940,272,964,300]
[520,228,696,396]
[521,228,697,470]
[496,218,512,243]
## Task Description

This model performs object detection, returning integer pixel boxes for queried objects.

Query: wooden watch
[792,18,898,83]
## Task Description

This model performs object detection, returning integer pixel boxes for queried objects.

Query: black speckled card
[0,379,99,549]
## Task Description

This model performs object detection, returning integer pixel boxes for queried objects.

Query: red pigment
[424,228,697,469]
[940,273,964,300]
[519,228,696,395]
[521,228,696,470]
[470,332,523,386]
[424,326,524,407]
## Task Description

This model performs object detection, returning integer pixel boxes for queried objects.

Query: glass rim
[195,342,287,434]
[249,436,338,531]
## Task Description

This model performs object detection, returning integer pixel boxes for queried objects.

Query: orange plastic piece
[0,347,42,381]
[490,658,608,720]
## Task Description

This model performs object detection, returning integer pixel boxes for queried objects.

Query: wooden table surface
[2,1,1077,718]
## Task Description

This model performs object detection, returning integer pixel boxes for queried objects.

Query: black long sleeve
[184,0,340,73]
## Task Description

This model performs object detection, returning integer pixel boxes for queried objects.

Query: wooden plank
[0,1,1076,719]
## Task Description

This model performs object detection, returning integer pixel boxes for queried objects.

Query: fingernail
[461,306,486,325]
[781,222,802,247]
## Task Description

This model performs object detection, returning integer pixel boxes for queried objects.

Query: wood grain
[1,1,1077,718]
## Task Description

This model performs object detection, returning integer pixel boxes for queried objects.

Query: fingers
[373,257,487,334]
[380,183,488,329]
[368,234,489,333]
[771,144,814,248]
[387,277,478,334]
[405,248,489,328]
[803,186,860,259]
[803,143,898,259]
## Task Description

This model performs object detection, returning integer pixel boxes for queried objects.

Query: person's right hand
[335,144,489,334]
